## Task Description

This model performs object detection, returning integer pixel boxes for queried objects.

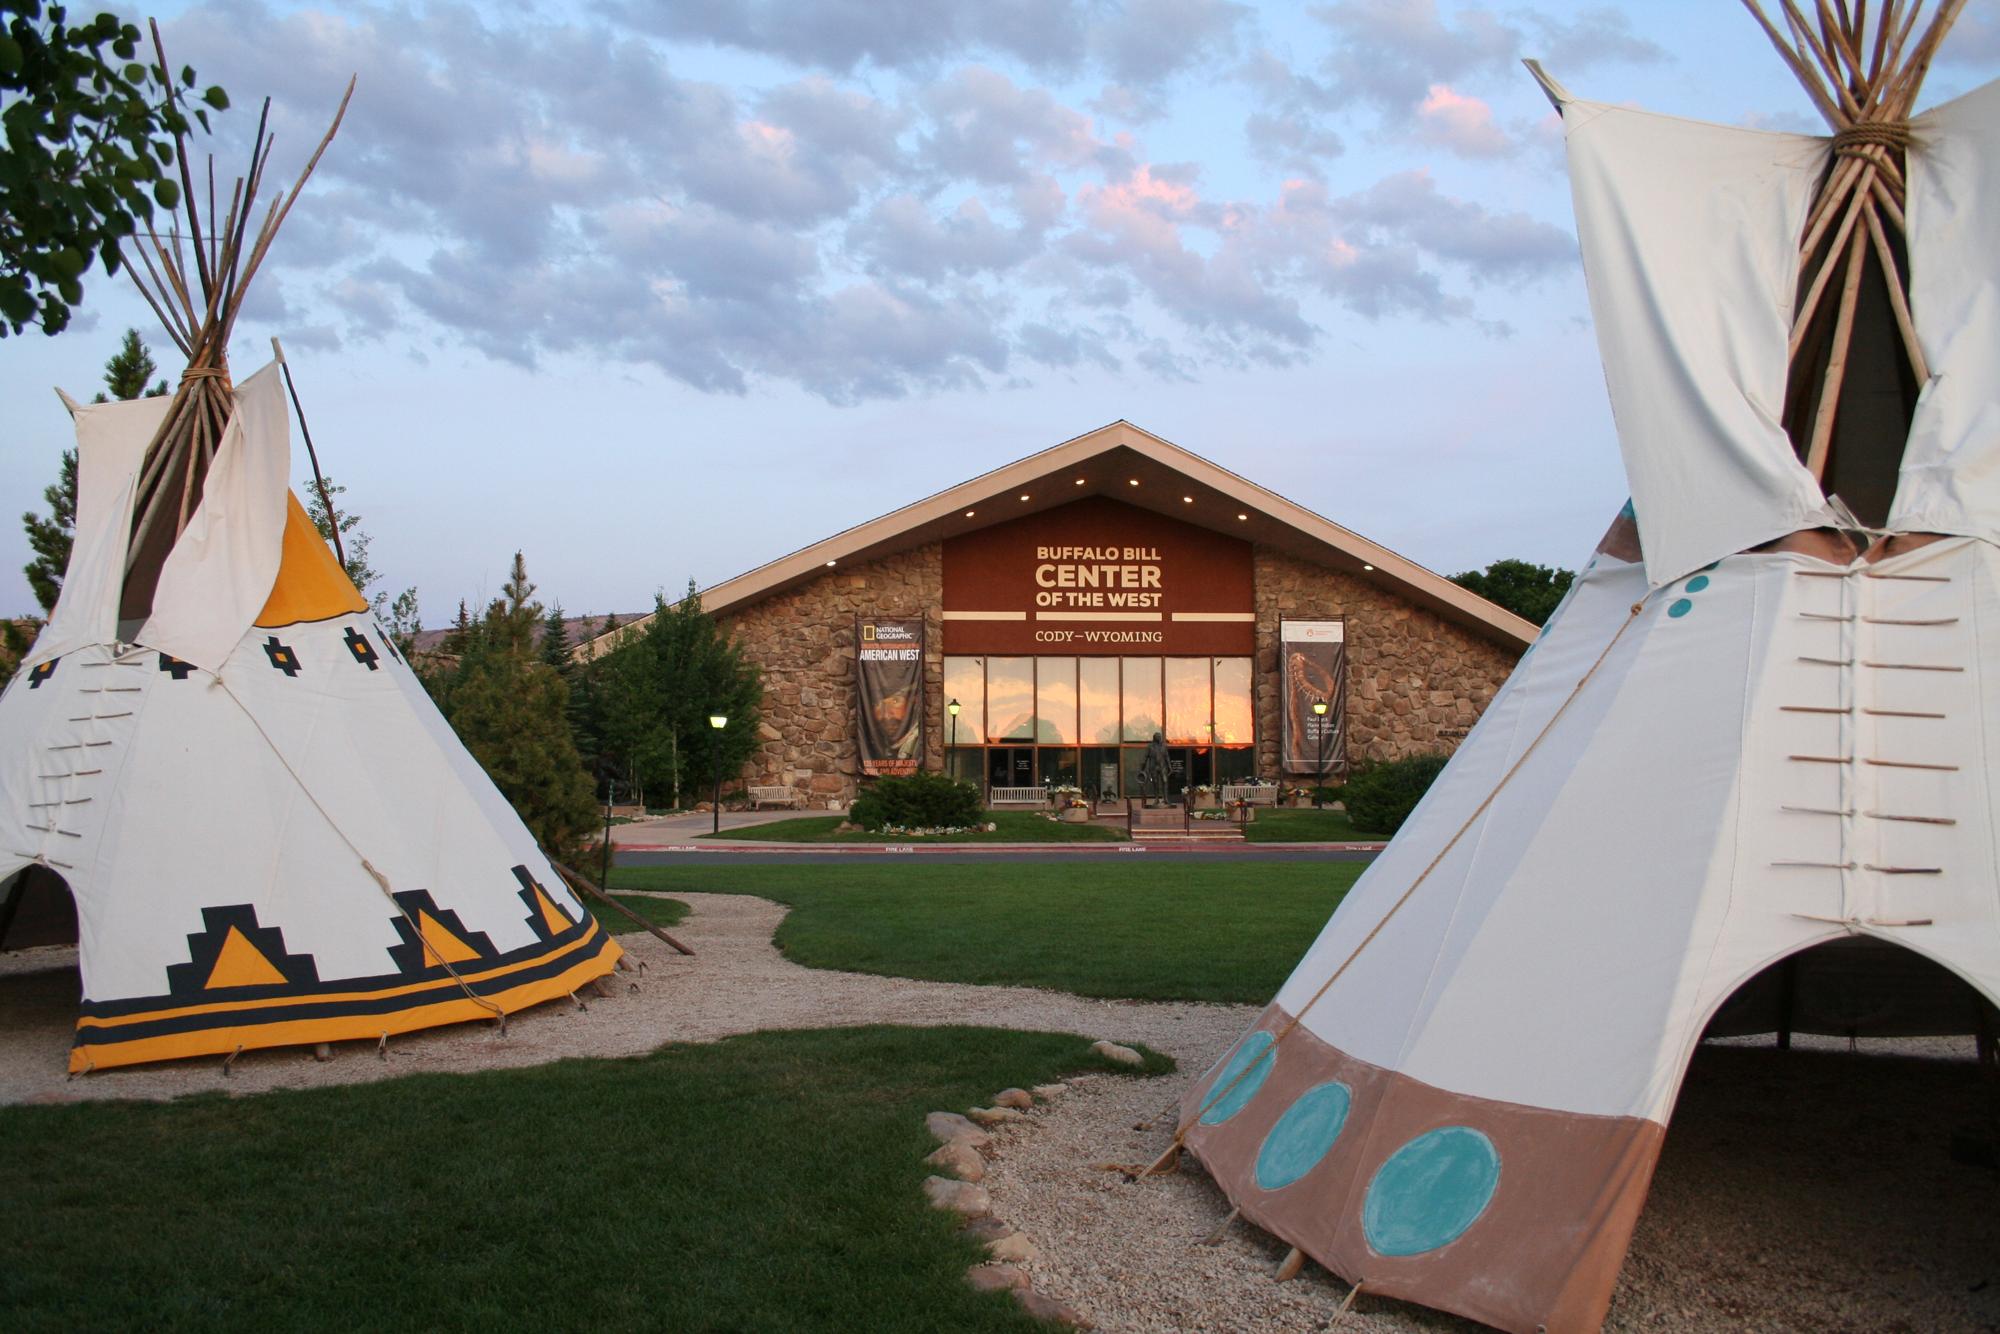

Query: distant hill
[408,612,649,657]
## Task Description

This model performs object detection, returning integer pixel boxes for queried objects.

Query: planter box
[1058,806,1091,823]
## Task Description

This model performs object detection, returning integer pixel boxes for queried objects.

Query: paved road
[618,846,1380,867]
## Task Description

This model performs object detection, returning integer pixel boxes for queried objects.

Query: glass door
[986,747,1035,793]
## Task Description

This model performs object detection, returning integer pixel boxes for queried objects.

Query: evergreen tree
[1449,558,1576,627]
[540,603,572,672]
[435,553,598,861]
[23,329,167,612]
[91,328,168,402]
[302,473,423,638]
[302,475,379,597]
[595,580,762,810]
[0,618,38,689]
[21,449,76,615]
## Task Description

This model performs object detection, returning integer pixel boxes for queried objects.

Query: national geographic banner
[1281,620,1347,776]
[857,617,924,777]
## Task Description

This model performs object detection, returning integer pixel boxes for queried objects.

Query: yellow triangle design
[205,926,288,989]
[418,911,482,965]
[534,887,574,936]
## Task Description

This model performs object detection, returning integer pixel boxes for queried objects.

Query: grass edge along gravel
[0,1026,1169,1333]
[702,810,1122,843]
[584,892,691,935]
[612,861,1360,1005]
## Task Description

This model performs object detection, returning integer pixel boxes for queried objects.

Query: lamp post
[708,713,728,836]
[600,774,616,887]
[947,698,960,780]
[1311,697,1329,808]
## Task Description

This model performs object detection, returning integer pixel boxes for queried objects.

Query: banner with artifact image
[857,617,924,777]
[1280,619,1347,776]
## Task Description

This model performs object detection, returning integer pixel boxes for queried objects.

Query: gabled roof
[579,421,1537,656]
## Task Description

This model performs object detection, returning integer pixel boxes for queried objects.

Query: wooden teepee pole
[1741,0,1967,484]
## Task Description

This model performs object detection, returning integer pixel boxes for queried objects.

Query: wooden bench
[1221,784,1279,806]
[747,785,802,809]
[987,786,1048,806]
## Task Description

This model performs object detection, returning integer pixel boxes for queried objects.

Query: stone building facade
[717,540,1521,807]
[586,421,1536,808]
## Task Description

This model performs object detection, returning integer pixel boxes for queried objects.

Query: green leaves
[0,6,229,335]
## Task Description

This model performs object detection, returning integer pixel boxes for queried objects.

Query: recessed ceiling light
[1128,478,1140,487]
[1019,493,1030,501]
[1362,563,1374,572]
[964,509,975,517]
[1075,478,1086,486]
[1182,495,1194,503]
[825,559,836,567]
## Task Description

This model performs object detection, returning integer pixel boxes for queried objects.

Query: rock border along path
[2,894,1993,1331]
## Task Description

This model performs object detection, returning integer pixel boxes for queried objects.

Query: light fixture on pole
[1311,697,1329,808]
[947,698,960,778]
[709,713,728,836]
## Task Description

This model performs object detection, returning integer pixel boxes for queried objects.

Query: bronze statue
[1140,731,1171,805]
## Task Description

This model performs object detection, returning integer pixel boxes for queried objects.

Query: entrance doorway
[986,747,1034,792]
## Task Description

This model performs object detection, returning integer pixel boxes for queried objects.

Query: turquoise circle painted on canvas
[1668,598,1693,618]
[1685,574,1710,592]
[1254,1081,1352,1190]
[1362,1126,1501,1256]
[1199,1031,1276,1125]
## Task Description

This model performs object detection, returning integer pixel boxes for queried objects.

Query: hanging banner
[857,617,924,777]
[1281,620,1347,777]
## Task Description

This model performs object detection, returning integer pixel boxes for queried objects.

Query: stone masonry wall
[1253,546,1520,775]
[717,541,1522,806]
[718,544,943,808]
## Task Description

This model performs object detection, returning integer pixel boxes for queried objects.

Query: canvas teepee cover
[0,368,621,1073]
[0,63,619,1072]
[1174,7,2000,1332]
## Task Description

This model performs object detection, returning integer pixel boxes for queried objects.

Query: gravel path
[3,894,1994,1331]
[0,891,1250,1105]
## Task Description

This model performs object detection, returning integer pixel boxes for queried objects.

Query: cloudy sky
[5,1,1998,624]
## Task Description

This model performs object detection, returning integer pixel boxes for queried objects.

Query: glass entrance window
[943,656,985,750]
[1079,658,1120,744]
[1037,747,1079,789]
[1213,657,1253,744]
[986,657,1034,742]
[1036,656,1077,744]
[1122,657,1163,741]
[946,655,1260,799]
[1083,746,1121,800]
[1165,658,1211,743]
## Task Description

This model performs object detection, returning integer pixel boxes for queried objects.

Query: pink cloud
[1415,84,1512,157]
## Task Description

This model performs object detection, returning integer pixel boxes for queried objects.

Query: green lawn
[706,810,1122,843]
[611,862,1359,1004]
[0,1027,1166,1333]
[584,892,691,934]
[1241,807,1385,842]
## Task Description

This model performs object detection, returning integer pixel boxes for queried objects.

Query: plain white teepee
[1175,8,2000,1331]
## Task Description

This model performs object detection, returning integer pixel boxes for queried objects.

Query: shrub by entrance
[1339,754,1449,836]
[849,772,984,832]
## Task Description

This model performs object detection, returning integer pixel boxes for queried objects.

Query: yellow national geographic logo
[862,624,876,641]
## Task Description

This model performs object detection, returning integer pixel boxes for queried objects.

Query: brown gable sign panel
[942,497,1254,655]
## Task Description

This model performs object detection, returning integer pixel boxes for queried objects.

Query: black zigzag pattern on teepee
[513,864,578,941]
[163,904,322,999]
[385,889,500,975]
